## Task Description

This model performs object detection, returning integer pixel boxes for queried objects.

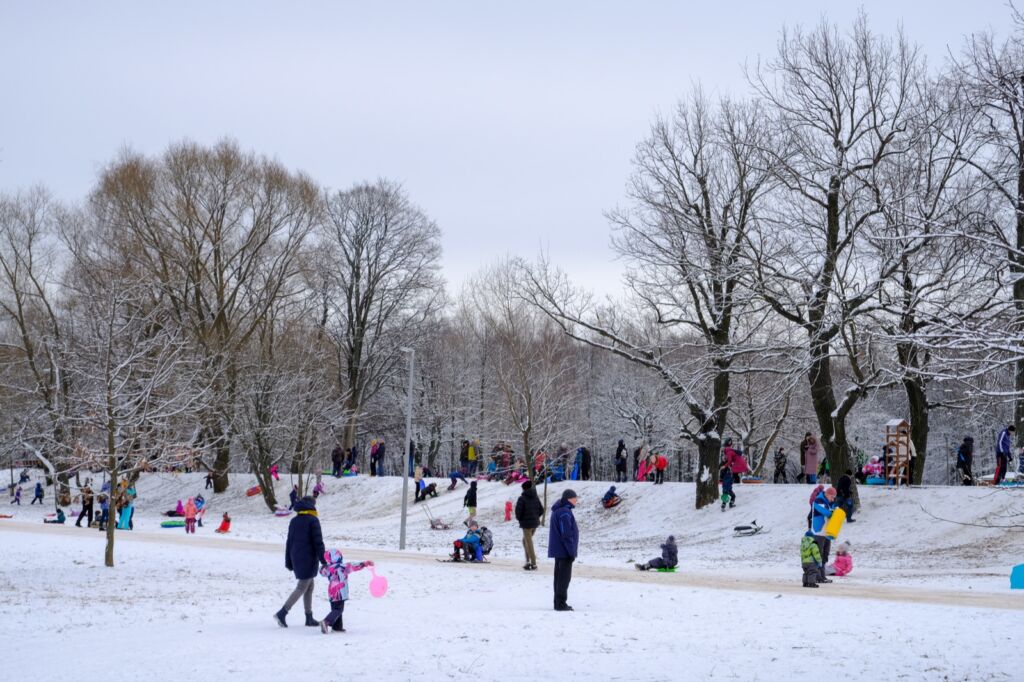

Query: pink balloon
[368,566,388,598]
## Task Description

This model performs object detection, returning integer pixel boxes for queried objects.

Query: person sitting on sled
[601,486,622,509]
[636,535,678,571]
[826,541,853,577]
[452,521,484,562]
[215,512,232,534]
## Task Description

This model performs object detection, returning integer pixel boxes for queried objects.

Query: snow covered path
[3,521,1021,612]
[2,522,1021,681]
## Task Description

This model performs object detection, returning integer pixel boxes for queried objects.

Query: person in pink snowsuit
[184,497,198,534]
[830,541,853,576]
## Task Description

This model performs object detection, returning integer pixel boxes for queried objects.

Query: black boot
[274,609,288,628]
[332,616,345,633]
[305,612,319,627]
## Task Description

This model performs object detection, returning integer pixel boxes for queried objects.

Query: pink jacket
[833,554,852,576]
[724,448,748,475]
[184,499,197,520]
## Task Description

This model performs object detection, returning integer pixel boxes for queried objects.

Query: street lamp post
[399,347,415,550]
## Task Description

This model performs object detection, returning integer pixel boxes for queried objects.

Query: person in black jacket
[835,471,855,522]
[956,436,974,485]
[614,440,627,482]
[636,535,678,570]
[463,481,478,516]
[274,497,326,628]
[515,481,544,570]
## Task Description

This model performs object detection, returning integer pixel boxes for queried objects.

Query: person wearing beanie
[601,485,622,509]
[636,535,678,571]
[463,480,478,517]
[994,424,1015,485]
[548,489,579,611]
[515,480,544,570]
[809,487,836,584]
[275,496,326,628]
[955,436,975,485]
[800,530,822,587]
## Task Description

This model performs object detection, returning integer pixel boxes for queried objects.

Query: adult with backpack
[274,496,326,628]
[515,481,544,571]
[548,489,579,612]
[955,437,974,485]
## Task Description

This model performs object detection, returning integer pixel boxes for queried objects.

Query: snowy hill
[8,471,1022,590]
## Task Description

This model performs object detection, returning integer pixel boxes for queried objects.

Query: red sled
[246,485,262,497]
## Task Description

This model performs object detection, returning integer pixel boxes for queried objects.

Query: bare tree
[952,19,1024,443]
[318,180,444,455]
[0,188,76,503]
[90,139,319,492]
[525,91,773,508]
[745,16,925,482]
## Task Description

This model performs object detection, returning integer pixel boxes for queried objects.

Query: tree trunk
[903,374,929,485]
[808,338,856,502]
[695,435,721,509]
[104,460,117,567]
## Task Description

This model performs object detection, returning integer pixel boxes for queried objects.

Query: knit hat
[667,535,675,543]
[521,481,533,491]
[824,487,837,499]
[804,530,815,538]
[561,489,578,501]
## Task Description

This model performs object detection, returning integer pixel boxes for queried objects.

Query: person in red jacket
[654,454,669,484]
[723,438,749,484]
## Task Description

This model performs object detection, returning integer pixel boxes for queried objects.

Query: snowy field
[2,472,1022,680]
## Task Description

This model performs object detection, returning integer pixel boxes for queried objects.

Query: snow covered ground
[2,472,1022,680]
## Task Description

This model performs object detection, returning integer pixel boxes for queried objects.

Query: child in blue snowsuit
[720,465,735,510]
[452,522,483,561]
[30,482,44,504]
[318,549,372,634]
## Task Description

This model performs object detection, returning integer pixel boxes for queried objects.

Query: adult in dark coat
[580,447,592,481]
[515,481,544,570]
[956,436,974,485]
[834,471,855,522]
[274,497,326,628]
[614,440,627,482]
[548,489,579,611]
[463,481,478,514]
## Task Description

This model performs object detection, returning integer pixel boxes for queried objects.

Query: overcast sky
[0,1,1013,296]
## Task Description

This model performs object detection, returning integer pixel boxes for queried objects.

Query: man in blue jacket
[994,424,1014,485]
[275,496,326,628]
[548,489,579,611]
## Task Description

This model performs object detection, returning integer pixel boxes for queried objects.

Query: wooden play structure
[884,419,912,487]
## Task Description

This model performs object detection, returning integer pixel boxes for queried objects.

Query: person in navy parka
[548,489,579,611]
[274,496,326,628]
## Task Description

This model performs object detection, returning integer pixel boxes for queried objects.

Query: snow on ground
[2,472,1023,680]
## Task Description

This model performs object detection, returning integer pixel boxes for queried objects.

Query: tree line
[3,11,1024,536]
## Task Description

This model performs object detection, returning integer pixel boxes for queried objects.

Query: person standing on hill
[580,446,592,481]
[955,436,974,485]
[800,433,820,484]
[30,481,44,505]
[614,440,627,483]
[463,480,478,517]
[773,447,789,484]
[994,424,1014,485]
[548,489,579,611]
[632,444,644,481]
[654,453,669,484]
[515,481,544,571]
[75,484,94,527]
[275,496,326,628]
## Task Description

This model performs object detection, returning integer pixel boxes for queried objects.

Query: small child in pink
[829,541,853,577]
[184,497,197,534]
[319,549,373,634]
